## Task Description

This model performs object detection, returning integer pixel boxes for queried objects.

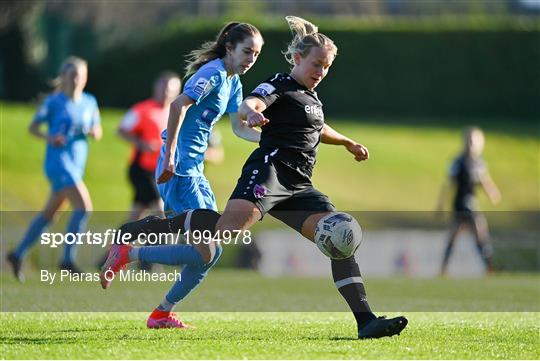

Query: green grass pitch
[1,271,539,359]
[1,101,538,212]
[1,312,539,359]
[1,103,538,359]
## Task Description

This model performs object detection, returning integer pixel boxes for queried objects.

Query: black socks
[331,256,377,329]
[117,209,221,243]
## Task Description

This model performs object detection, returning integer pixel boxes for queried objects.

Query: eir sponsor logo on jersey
[305,105,323,117]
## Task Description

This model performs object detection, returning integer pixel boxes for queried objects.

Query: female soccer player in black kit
[436,126,501,276]
[101,16,407,339]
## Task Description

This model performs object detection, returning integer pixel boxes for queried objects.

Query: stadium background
[1,0,539,274]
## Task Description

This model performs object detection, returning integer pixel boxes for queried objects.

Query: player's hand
[346,143,369,162]
[489,191,501,205]
[88,125,103,141]
[157,153,175,184]
[48,134,66,147]
[245,111,269,128]
[138,140,159,152]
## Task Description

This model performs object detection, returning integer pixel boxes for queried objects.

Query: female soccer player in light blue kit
[7,56,102,282]
[101,22,264,328]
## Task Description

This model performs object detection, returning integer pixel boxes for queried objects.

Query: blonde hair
[462,126,486,155]
[51,56,87,91]
[463,126,483,141]
[184,22,262,79]
[283,16,337,66]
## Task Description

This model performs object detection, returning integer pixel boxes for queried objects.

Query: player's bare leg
[215,199,261,233]
[470,213,495,273]
[7,192,67,282]
[441,219,465,277]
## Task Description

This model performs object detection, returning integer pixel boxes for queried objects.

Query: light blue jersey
[161,58,243,177]
[33,92,100,191]
[157,58,243,215]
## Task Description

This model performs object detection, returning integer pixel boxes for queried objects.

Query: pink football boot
[100,243,132,289]
[147,309,193,329]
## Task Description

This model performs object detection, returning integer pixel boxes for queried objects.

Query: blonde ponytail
[285,16,318,37]
[50,56,87,92]
[283,16,337,66]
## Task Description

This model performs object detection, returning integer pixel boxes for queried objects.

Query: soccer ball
[314,212,362,259]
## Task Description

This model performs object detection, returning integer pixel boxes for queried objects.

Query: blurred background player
[118,71,181,221]
[437,126,501,276]
[7,56,102,281]
[101,22,264,328]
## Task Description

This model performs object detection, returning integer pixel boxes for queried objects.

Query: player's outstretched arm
[29,121,66,146]
[480,172,501,204]
[157,93,195,184]
[118,127,154,152]
[321,123,369,162]
[89,123,103,141]
[28,121,47,141]
[238,96,270,128]
[436,177,452,212]
[117,109,158,151]
[229,112,261,142]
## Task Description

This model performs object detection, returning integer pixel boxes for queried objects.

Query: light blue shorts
[45,165,83,192]
[45,139,87,192]
[157,174,217,217]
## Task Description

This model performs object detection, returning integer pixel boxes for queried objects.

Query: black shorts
[128,163,160,206]
[453,198,480,225]
[229,148,335,233]
[453,209,481,225]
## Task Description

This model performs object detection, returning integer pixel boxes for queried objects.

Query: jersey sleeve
[183,66,223,105]
[32,96,52,124]
[226,78,243,113]
[448,157,461,178]
[248,73,285,107]
[91,97,101,126]
[119,108,140,133]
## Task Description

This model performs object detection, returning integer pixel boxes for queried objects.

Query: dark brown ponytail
[185,22,262,78]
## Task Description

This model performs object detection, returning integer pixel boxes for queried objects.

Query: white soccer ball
[314,212,362,259]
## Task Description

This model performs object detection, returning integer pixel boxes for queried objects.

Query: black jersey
[249,73,325,176]
[449,153,486,211]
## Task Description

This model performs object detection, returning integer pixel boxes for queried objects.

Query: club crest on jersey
[253,184,267,199]
[253,83,276,97]
[305,105,323,117]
